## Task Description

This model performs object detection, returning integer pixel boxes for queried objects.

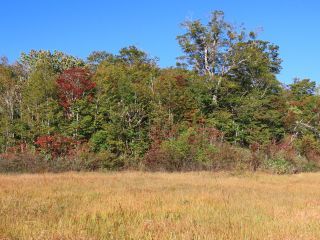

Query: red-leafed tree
[35,135,78,158]
[56,67,96,113]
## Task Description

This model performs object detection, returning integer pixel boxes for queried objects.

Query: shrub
[145,127,212,171]
[35,134,78,158]
[211,143,252,171]
[74,146,122,170]
[297,135,320,162]
[0,151,48,173]
[263,154,296,174]
[90,130,109,152]
[301,161,318,172]
[144,126,250,171]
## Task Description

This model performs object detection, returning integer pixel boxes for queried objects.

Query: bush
[0,152,48,173]
[35,134,78,158]
[90,130,109,152]
[74,147,123,170]
[301,162,318,172]
[145,127,219,171]
[144,126,250,171]
[211,143,252,171]
[263,154,296,174]
[296,135,320,162]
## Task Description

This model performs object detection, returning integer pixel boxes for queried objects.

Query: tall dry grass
[1,172,320,239]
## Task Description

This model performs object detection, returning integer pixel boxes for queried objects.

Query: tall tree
[285,79,320,140]
[20,61,61,141]
[92,46,158,162]
[0,62,21,151]
[56,67,96,139]
[177,10,281,104]
[20,50,85,74]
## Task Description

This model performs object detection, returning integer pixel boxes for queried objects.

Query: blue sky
[1,0,319,84]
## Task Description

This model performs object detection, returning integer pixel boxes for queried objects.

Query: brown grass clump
[1,172,320,239]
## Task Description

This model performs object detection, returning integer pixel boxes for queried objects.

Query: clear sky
[1,0,319,84]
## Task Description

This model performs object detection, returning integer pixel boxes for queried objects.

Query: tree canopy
[0,11,319,174]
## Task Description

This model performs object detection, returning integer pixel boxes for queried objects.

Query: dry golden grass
[1,171,320,239]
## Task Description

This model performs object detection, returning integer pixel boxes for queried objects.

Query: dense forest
[1,11,320,173]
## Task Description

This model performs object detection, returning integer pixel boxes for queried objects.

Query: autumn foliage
[1,11,320,173]
[56,67,96,111]
[35,135,78,158]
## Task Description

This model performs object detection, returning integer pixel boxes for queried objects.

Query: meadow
[1,172,320,239]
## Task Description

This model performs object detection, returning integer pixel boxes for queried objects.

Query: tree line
[1,11,319,173]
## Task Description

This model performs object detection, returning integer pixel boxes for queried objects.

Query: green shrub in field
[144,127,252,171]
[212,144,252,171]
[264,154,296,174]
[292,156,319,173]
[90,130,109,152]
[158,128,216,170]
[145,127,220,171]
[301,162,318,172]
[0,152,47,173]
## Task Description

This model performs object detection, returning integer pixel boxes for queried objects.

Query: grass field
[1,172,320,239]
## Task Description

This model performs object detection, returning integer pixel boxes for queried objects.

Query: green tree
[20,50,85,74]
[0,62,21,151]
[20,61,62,141]
[92,47,158,164]
[177,10,282,108]
[285,79,320,140]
